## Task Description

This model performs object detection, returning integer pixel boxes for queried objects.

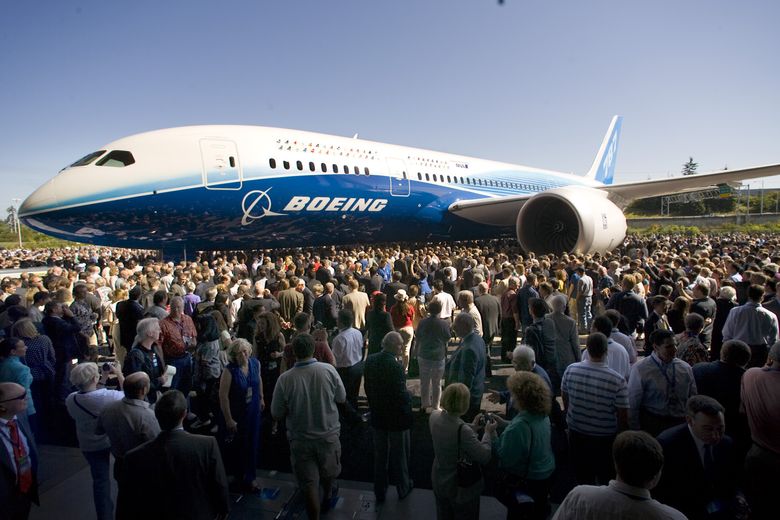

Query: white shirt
[66,388,124,452]
[331,327,364,368]
[433,292,457,320]
[722,301,779,345]
[552,480,686,519]
[0,415,31,479]
[582,339,630,380]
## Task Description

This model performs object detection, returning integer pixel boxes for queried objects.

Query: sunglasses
[0,391,26,403]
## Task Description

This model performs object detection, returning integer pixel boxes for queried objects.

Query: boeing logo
[241,188,286,226]
[241,190,389,226]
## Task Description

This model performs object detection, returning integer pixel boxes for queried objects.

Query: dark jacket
[364,351,413,431]
[474,293,501,340]
[41,315,81,361]
[116,299,145,351]
[313,294,338,330]
[120,430,229,520]
[0,413,39,517]
[654,424,740,520]
[365,309,394,355]
[123,344,165,401]
[606,290,649,333]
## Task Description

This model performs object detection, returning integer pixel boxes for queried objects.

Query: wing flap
[603,164,780,206]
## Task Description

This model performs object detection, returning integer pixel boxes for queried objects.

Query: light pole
[11,198,22,249]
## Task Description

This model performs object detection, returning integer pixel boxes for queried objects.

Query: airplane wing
[602,163,780,207]
[448,194,533,227]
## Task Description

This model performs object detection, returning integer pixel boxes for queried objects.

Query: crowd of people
[0,232,779,519]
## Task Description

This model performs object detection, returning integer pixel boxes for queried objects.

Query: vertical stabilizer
[585,115,622,185]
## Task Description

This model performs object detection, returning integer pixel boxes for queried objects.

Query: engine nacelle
[516,187,626,254]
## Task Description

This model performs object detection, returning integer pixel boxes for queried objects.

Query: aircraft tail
[585,115,622,185]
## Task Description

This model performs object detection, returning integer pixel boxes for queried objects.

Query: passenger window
[332,164,338,173]
[354,166,360,175]
[296,160,303,171]
[343,165,349,174]
[446,175,451,183]
[269,158,276,169]
[96,150,135,167]
[417,172,422,180]
[364,167,370,175]
[321,163,327,173]
[69,150,106,167]
[433,174,438,182]
[284,161,290,170]
[309,162,315,172]
[425,173,430,181]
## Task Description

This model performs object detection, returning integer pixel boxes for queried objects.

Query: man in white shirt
[552,431,686,519]
[331,309,366,423]
[722,284,779,368]
[575,266,594,332]
[583,316,630,380]
[431,280,456,321]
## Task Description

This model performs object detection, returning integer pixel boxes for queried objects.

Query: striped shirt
[561,360,629,436]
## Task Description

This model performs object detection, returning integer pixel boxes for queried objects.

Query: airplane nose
[19,177,59,216]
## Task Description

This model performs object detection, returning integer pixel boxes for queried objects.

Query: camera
[102,362,114,372]
[479,413,494,426]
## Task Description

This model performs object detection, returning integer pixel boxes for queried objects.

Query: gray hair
[69,362,99,391]
[512,345,536,371]
[719,286,737,301]
[136,317,161,343]
[551,294,567,313]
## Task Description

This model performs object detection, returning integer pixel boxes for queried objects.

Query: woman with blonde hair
[429,383,495,519]
[219,338,263,492]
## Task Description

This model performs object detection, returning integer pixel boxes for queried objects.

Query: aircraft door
[386,157,410,197]
[201,139,242,190]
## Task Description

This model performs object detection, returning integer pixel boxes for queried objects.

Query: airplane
[19,117,780,257]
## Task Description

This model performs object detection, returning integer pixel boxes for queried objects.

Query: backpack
[676,332,709,366]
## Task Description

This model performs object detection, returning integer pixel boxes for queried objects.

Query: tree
[5,206,16,228]
[682,157,698,176]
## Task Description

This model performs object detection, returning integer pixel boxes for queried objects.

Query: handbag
[456,424,482,488]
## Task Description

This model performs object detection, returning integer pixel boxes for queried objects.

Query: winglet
[585,115,622,185]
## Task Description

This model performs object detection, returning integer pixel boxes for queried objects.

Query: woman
[365,293,394,356]
[192,313,225,430]
[122,317,166,404]
[65,362,124,520]
[429,383,495,519]
[214,291,232,330]
[491,371,555,520]
[390,290,415,372]
[416,300,450,413]
[12,318,56,428]
[219,338,263,493]
[0,337,36,421]
[253,311,285,405]
[666,296,689,334]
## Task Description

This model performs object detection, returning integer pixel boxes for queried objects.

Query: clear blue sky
[2,0,779,204]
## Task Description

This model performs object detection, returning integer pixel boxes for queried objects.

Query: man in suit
[654,395,742,520]
[0,382,38,520]
[119,390,230,520]
[382,271,408,303]
[363,331,414,502]
[446,313,486,422]
[115,285,145,356]
[474,282,500,377]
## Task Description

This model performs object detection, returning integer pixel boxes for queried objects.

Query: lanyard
[650,355,676,392]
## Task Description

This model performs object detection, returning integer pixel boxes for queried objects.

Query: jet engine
[516,187,626,254]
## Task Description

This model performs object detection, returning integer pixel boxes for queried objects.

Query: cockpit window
[95,150,135,167]
[69,150,106,167]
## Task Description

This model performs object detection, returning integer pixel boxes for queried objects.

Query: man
[488,345,553,420]
[144,289,168,320]
[583,316,630,381]
[722,284,779,368]
[562,332,629,485]
[382,271,408,303]
[430,279,456,322]
[457,290,483,336]
[340,279,370,331]
[313,282,339,331]
[41,301,82,400]
[552,431,686,519]
[331,309,365,423]
[516,274,538,332]
[740,341,780,519]
[548,294,581,386]
[96,372,160,473]
[643,296,671,350]
[116,285,145,356]
[575,266,594,332]
[499,277,520,362]
[0,382,38,520]
[524,298,558,385]
[628,329,697,436]
[446,313,486,421]
[606,276,649,336]
[272,333,346,520]
[158,296,197,397]
[693,340,751,451]
[474,282,500,377]
[277,279,304,326]
[688,283,717,348]
[120,390,229,520]
[363,332,414,502]
[605,309,638,365]
[654,395,742,520]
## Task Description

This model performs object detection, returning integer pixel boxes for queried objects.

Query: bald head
[0,382,26,419]
[123,372,150,399]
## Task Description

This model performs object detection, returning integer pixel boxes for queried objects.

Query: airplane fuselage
[20,125,602,252]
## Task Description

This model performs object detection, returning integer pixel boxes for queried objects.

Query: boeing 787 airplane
[18,117,780,256]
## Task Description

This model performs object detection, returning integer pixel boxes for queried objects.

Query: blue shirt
[0,356,35,415]
[561,360,628,436]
